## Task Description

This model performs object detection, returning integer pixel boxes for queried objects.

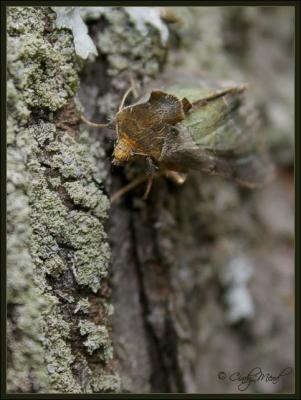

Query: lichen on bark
[7,6,119,393]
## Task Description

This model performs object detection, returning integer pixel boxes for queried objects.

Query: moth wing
[117,91,185,159]
[161,83,274,187]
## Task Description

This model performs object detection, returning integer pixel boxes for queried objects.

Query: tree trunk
[7,6,294,394]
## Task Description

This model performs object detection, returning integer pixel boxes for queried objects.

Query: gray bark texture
[7,6,294,394]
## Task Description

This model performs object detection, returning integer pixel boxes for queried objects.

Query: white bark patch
[52,7,97,59]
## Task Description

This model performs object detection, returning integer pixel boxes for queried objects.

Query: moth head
[112,137,133,165]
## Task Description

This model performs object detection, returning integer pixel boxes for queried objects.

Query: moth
[82,76,274,201]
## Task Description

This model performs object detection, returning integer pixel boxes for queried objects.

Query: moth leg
[110,156,159,202]
[124,154,157,199]
[142,157,158,199]
[165,170,187,185]
[143,175,153,200]
[110,171,165,203]
[146,156,159,174]
[110,174,149,203]
[131,151,159,172]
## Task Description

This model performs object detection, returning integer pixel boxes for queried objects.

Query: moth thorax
[112,138,132,165]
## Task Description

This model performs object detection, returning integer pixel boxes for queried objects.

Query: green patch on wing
[165,82,274,188]
[167,83,249,153]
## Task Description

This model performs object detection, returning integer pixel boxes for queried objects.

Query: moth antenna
[80,114,114,129]
[129,75,139,99]
[119,86,134,111]
[118,78,140,111]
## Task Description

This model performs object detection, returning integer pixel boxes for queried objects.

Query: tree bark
[7,6,294,394]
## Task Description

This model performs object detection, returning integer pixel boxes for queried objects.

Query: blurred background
[159,7,295,393]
